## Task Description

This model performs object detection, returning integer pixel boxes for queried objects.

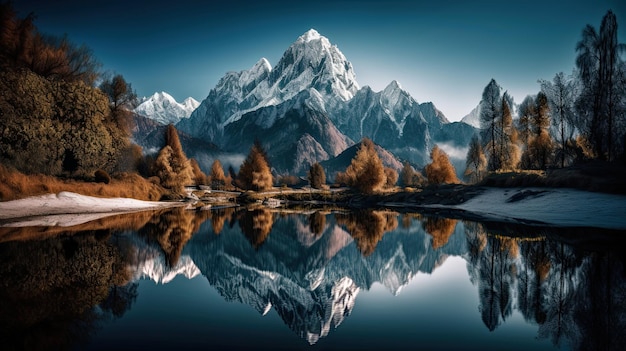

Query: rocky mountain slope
[171,29,477,175]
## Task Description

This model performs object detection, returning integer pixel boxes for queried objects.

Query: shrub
[94,169,111,184]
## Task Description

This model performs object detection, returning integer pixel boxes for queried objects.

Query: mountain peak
[155,91,175,101]
[299,29,322,43]
[387,80,401,89]
[255,57,272,72]
[135,91,199,125]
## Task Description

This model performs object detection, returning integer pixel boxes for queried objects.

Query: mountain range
[124,211,467,344]
[135,29,478,175]
[135,92,199,125]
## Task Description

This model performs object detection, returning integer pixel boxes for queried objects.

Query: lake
[0,206,624,350]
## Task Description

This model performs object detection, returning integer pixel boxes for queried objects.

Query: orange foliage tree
[336,138,385,194]
[153,125,193,194]
[238,142,273,191]
[424,145,460,185]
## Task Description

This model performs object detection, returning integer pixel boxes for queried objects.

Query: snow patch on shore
[0,192,183,226]
[454,188,626,230]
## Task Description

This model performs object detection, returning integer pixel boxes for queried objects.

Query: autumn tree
[99,73,137,135]
[307,162,326,189]
[464,135,487,183]
[499,92,520,170]
[190,159,208,186]
[518,95,536,169]
[153,124,193,194]
[576,10,626,161]
[383,167,398,189]
[400,161,425,187]
[425,145,460,185]
[210,159,226,190]
[336,138,385,194]
[238,142,273,191]
[527,92,554,169]
[0,3,101,85]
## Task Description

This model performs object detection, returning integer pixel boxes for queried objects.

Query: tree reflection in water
[236,208,275,249]
[0,230,136,350]
[336,210,398,256]
[467,222,626,350]
[422,216,458,249]
[0,208,624,350]
[210,207,236,235]
[308,211,326,236]
[138,207,211,267]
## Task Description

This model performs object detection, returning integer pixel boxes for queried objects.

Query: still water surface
[0,207,624,350]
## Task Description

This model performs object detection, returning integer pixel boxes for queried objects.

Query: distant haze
[13,0,626,121]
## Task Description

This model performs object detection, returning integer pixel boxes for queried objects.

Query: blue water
[0,208,623,350]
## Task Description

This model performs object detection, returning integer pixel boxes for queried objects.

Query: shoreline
[1,185,626,232]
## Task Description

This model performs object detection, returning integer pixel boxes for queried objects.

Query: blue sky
[13,0,626,121]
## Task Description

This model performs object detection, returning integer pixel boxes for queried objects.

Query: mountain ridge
[135,91,199,125]
[165,29,477,174]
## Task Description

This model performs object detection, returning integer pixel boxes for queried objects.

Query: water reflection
[336,210,398,256]
[0,207,624,350]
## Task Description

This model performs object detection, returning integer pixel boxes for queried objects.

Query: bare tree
[576,10,626,160]
[465,134,487,183]
[540,72,578,167]
[480,79,503,171]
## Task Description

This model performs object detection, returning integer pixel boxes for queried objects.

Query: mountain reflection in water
[0,207,624,350]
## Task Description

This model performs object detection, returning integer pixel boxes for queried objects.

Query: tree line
[465,10,626,183]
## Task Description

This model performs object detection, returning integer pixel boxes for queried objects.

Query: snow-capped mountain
[461,103,481,128]
[178,29,358,140]
[175,28,476,173]
[183,211,467,344]
[135,91,199,125]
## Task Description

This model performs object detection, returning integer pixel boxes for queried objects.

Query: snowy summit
[135,91,199,125]
[299,28,322,42]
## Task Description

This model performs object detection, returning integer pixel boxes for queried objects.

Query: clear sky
[13,0,626,121]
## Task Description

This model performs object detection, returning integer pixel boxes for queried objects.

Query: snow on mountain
[178,29,359,142]
[173,28,476,172]
[135,91,199,125]
[222,89,352,174]
[139,254,201,284]
[460,103,481,128]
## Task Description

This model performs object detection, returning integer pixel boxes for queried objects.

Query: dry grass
[0,164,166,201]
